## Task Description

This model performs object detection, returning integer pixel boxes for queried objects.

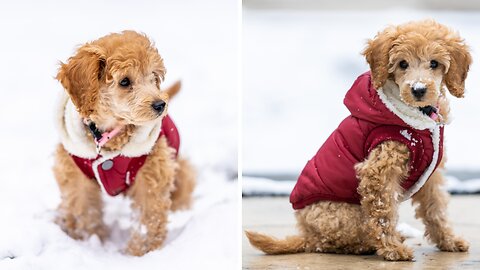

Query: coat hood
[344,72,438,130]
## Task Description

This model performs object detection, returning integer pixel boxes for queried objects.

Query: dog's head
[363,20,471,108]
[57,31,170,129]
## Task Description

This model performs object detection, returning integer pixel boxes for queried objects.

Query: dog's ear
[443,38,471,98]
[363,26,398,90]
[56,44,106,117]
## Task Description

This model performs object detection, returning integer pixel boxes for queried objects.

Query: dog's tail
[164,80,181,99]
[245,231,306,255]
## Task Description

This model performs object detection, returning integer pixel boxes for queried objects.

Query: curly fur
[363,19,471,99]
[246,20,471,261]
[54,144,109,241]
[53,31,195,256]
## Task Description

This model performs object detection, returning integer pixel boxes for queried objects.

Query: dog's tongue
[419,106,438,121]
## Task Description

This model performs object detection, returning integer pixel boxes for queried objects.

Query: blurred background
[242,2,480,268]
[243,0,480,195]
[0,1,238,269]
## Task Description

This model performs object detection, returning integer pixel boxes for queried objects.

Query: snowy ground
[0,1,238,269]
[243,8,480,176]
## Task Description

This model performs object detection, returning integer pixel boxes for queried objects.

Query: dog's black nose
[411,87,426,99]
[152,100,166,114]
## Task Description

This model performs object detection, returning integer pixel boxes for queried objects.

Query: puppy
[53,31,195,256]
[246,20,471,261]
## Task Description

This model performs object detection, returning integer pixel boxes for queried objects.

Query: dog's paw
[126,231,166,256]
[55,213,109,241]
[378,245,414,261]
[125,241,148,257]
[55,214,84,240]
[92,223,110,242]
[437,237,469,252]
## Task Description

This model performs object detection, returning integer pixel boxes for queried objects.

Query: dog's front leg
[412,169,469,252]
[127,187,172,256]
[53,145,108,241]
[356,141,413,261]
[125,137,177,256]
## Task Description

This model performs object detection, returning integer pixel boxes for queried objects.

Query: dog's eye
[430,60,439,69]
[399,60,409,70]
[119,77,131,87]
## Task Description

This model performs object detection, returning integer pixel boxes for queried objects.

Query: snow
[396,222,423,239]
[400,129,412,141]
[0,0,238,269]
[410,81,427,91]
[242,176,480,196]
[243,177,292,196]
[446,176,480,194]
[243,8,480,175]
[242,177,295,196]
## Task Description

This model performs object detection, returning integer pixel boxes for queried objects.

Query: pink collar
[96,126,123,148]
[84,119,124,153]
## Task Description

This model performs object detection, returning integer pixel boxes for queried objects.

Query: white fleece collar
[56,92,163,159]
[376,80,444,200]
[401,125,441,200]
[377,80,439,130]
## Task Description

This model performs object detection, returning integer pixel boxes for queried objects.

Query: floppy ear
[56,44,106,117]
[362,26,398,89]
[443,39,472,98]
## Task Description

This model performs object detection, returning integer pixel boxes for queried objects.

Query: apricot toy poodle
[54,31,195,256]
[246,20,472,261]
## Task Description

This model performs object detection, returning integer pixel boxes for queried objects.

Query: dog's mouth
[419,105,439,121]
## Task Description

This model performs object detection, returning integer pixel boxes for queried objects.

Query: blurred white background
[243,1,480,180]
[0,1,238,269]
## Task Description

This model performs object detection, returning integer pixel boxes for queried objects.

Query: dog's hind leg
[170,157,195,211]
[356,141,414,261]
[296,201,376,255]
[246,198,377,255]
[53,144,108,241]
[412,168,469,252]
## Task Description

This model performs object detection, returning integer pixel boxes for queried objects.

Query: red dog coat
[71,115,180,196]
[290,72,444,209]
